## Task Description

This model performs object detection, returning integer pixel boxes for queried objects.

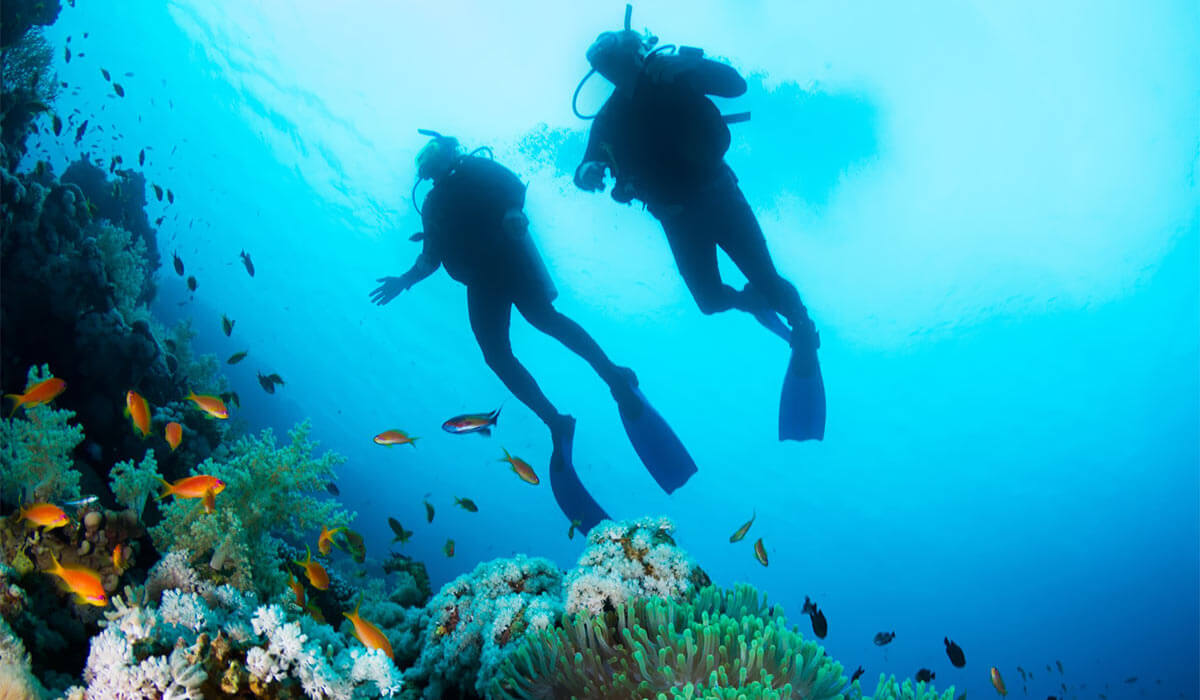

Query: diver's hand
[575,161,609,192]
[370,276,408,306]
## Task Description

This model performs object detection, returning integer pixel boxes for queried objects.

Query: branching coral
[149,421,352,596]
[565,516,709,616]
[109,449,160,518]
[493,584,847,700]
[0,366,83,503]
[90,221,150,324]
[403,555,564,699]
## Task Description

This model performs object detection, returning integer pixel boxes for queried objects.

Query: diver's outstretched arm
[370,252,439,305]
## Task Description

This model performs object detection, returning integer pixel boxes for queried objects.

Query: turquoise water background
[26,1,1198,698]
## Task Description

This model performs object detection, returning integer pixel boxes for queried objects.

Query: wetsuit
[577,53,807,327]
[421,156,630,428]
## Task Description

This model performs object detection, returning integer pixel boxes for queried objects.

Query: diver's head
[586,29,646,90]
[415,133,461,182]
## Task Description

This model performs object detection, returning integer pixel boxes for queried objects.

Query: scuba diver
[372,131,696,532]
[572,5,826,441]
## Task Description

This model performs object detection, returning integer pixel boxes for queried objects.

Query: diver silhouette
[373,131,675,531]
[573,6,826,441]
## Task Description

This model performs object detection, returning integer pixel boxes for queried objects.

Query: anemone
[491,584,847,700]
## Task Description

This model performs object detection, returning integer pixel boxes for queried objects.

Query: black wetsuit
[421,156,628,428]
[578,53,807,326]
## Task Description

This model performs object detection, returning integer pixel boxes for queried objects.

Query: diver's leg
[660,213,743,316]
[515,296,639,407]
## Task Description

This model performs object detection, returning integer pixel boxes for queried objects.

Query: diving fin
[618,387,698,494]
[738,283,791,343]
[548,419,608,535]
[780,323,826,441]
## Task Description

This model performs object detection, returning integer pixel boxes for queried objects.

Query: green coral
[866,675,955,700]
[0,366,82,503]
[492,584,847,700]
[109,449,160,517]
[149,421,351,597]
[90,221,149,324]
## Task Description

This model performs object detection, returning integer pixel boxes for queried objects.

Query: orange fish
[111,543,130,574]
[165,421,183,450]
[990,667,1007,696]
[753,537,768,567]
[157,475,226,500]
[187,391,228,419]
[201,487,217,514]
[317,525,345,557]
[373,429,418,447]
[5,377,67,416]
[124,390,151,438]
[19,503,69,530]
[295,545,329,590]
[45,552,107,607]
[343,598,393,659]
[285,568,305,607]
[500,448,538,485]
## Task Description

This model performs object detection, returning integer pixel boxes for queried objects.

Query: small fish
[221,315,234,336]
[64,45,71,62]
[186,275,197,292]
[265,373,284,386]
[172,253,185,277]
[729,511,755,543]
[1017,667,1027,682]
[44,553,107,607]
[500,448,539,485]
[52,114,62,135]
[944,637,966,667]
[1055,660,1063,674]
[409,232,425,242]
[155,216,164,226]
[442,407,501,436]
[166,189,174,204]
[19,503,70,530]
[294,546,329,590]
[6,377,67,416]
[801,596,827,638]
[444,539,455,557]
[256,372,276,394]
[201,487,217,514]
[157,475,226,500]
[138,148,145,166]
[874,631,896,646]
[454,497,478,512]
[424,500,435,523]
[61,495,99,507]
[111,543,130,574]
[100,68,110,81]
[239,249,255,276]
[285,568,305,607]
[187,391,227,419]
[990,667,1007,696]
[124,390,151,438]
[113,83,125,97]
[165,421,183,451]
[317,525,345,556]
[1123,677,1137,684]
[226,351,248,364]
[153,184,163,201]
[388,517,412,544]
[374,429,418,447]
[343,598,393,658]
[916,669,935,683]
[850,666,864,683]
[325,482,339,496]
[567,519,582,539]
[74,119,88,144]
[341,528,366,563]
[752,537,768,567]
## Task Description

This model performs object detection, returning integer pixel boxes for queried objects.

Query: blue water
[25,1,1198,698]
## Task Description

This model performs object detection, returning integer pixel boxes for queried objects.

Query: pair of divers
[371,5,824,533]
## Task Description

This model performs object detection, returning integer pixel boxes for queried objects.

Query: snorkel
[573,4,663,119]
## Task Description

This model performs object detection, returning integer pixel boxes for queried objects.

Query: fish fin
[478,427,491,437]
[4,395,22,417]
[155,477,172,500]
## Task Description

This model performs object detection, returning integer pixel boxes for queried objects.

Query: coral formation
[863,675,956,700]
[494,584,848,700]
[565,516,709,615]
[403,555,564,699]
[109,449,162,518]
[0,367,84,503]
[0,614,51,700]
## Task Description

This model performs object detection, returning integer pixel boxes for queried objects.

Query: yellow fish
[295,545,329,590]
[45,552,107,607]
[19,503,69,530]
[499,448,539,485]
[343,598,393,659]
[317,525,345,556]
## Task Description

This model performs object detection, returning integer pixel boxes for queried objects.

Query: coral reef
[403,555,564,699]
[565,516,710,615]
[0,0,61,50]
[493,584,848,700]
[148,421,352,597]
[863,675,956,700]
[381,553,432,609]
[109,449,162,518]
[0,366,84,503]
[0,24,59,168]
[0,614,51,700]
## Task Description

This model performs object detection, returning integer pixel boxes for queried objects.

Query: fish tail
[478,427,491,437]
[155,477,173,500]
[5,395,23,417]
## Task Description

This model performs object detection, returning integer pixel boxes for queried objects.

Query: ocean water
[18,1,1198,698]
